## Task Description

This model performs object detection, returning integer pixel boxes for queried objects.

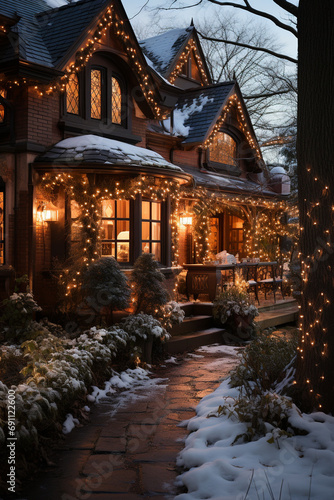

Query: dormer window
[180,50,201,82]
[61,56,132,139]
[210,132,237,166]
[66,74,79,115]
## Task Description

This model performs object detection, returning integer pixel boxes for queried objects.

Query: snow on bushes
[174,334,334,500]
[121,312,169,340]
[0,319,154,454]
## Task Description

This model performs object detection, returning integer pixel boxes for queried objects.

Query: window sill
[59,119,142,145]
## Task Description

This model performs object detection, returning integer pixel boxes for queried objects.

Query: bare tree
[195,11,296,151]
[156,0,334,415]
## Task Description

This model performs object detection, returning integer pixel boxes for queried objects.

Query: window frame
[101,199,133,264]
[0,180,5,265]
[141,199,164,264]
[65,73,80,116]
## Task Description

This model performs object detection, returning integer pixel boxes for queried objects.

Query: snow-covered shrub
[213,284,258,325]
[213,284,258,339]
[230,332,298,393]
[131,253,169,316]
[0,291,42,341]
[161,301,185,331]
[208,391,295,442]
[208,332,299,443]
[121,313,169,340]
[82,257,130,324]
[0,321,136,460]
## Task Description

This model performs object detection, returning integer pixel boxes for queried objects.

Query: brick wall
[27,89,61,146]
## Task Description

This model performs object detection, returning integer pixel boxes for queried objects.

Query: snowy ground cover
[176,342,334,500]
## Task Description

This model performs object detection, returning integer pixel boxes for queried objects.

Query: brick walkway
[23,346,240,500]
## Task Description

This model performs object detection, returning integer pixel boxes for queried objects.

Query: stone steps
[169,315,214,336]
[166,327,225,354]
[165,298,299,354]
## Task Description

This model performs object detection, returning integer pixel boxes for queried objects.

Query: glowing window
[0,188,4,264]
[101,200,130,262]
[66,74,79,115]
[91,69,102,119]
[142,201,162,262]
[0,88,6,123]
[111,77,122,124]
[210,132,237,166]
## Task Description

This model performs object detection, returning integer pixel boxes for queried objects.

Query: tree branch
[197,31,298,64]
[206,0,297,37]
[243,89,293,100]
[273,0,298,17]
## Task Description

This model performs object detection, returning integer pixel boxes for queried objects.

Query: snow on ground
[175,377,334,500]
[63,367,166,433]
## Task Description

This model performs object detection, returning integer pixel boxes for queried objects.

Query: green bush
[209,331,299,443]
[82,257,131,324]
[230,331,298,393]
[0,291,42,342]
[131,253,169,317]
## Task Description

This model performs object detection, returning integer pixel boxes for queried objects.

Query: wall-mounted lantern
[180,215,193,226]
[37,202,58,222]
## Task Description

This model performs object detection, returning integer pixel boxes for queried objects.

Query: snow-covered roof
[164,95,214,137]
[0,0,108,68]
[180,165,277,197]
[139,27,193,76]
[172,83,235,144]
[34,135,185,173]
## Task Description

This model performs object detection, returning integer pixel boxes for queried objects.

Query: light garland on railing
[169,39,209,85]
[203,94,261,160]
[1,6,166,118]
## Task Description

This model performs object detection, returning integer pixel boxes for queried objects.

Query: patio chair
[238,263,259,304]
[257,262,284,303]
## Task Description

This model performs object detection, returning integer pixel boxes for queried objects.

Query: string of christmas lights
[203,94,262,160]
[0,6,166,118]
[169,40,209,85]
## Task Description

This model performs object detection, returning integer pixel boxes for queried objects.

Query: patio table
[183,262,278,301]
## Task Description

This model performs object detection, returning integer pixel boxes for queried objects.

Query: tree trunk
[296,0,334,412]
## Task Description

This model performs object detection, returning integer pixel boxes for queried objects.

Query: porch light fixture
[37,202,58,222]
[180,215,193,226]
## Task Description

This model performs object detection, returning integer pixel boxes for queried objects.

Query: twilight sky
[121,0,298,59]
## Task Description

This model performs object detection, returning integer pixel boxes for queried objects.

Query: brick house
[0,0,289,309]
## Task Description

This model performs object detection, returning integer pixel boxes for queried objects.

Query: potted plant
[213,281,258,340]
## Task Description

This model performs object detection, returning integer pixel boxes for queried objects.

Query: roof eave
[33,161,193,186]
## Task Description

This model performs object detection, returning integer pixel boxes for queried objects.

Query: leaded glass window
[66,74,79,115]
[210,132,237,166]
[111,76,122,124]
[91,69,102,120]
[0,88,6,124]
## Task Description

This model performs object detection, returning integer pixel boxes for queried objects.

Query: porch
[166,296,298,354]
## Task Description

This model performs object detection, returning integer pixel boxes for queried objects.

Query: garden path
[23,345,241,500]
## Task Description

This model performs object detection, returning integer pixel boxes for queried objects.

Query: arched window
[66,74,79,115]
[111,76,122,124]
[210,132,237,166]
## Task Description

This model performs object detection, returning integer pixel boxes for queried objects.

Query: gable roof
[139,27,193,77]
[172,82,235,144]
[37,0,109,67]
[0,0,110,68]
